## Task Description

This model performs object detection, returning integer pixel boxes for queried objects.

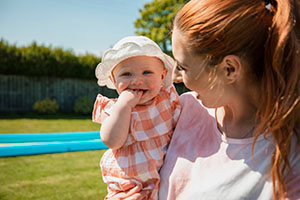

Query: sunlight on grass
[0,118,100,133]
[0,114,107,199]
[0,150,107,200]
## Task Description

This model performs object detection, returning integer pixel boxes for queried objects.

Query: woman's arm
[100,89,142,150]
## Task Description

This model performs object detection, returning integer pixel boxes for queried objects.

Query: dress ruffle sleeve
[92,94,116,124]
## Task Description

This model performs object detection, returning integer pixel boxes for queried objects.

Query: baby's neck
[137,98,155,106]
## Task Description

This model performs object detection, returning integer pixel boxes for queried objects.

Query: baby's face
[111,56,167,105]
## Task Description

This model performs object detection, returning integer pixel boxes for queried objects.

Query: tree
[134,0,188,56]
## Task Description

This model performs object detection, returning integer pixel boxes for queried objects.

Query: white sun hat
[95,36,175,89]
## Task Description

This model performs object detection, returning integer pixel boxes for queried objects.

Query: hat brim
[96,41,175,89]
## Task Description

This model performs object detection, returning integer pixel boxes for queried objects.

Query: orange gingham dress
[92,85,181,200]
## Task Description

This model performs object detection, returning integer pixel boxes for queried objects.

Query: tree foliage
[0,39,101,79]
[134,0,188,55]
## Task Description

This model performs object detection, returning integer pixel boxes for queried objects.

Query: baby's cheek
[116,83,127,93]
[152,81,163,92]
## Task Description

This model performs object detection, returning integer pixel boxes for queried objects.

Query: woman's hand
[110,185,150,200]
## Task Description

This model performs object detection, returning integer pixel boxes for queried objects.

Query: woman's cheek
[184,82,193,91]
[182,74,193,88]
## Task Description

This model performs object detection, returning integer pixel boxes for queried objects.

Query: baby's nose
[131,76,143,85]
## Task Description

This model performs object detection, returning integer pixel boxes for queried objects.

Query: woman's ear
[220,55,242,84]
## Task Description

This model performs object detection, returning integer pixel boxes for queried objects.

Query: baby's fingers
[110,184,149,200]
[126,89,143,99]
[136,90,143,98]
[125,190,150,200]
[122,184,142,198]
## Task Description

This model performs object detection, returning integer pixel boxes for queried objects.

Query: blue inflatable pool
[0,131,108,157]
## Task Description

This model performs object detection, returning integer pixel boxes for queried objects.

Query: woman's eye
[176,65,185,71]
[143,71,152,75]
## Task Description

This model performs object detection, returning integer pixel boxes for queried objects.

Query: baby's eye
[121,72,131,77]
[176,65,185,71]
[143,70,152,75]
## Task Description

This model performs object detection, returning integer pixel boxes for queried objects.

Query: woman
[112,0,300,199]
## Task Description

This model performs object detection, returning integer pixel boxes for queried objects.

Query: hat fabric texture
[95,36,175,89]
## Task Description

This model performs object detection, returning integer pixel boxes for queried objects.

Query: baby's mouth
[133,89,147,96]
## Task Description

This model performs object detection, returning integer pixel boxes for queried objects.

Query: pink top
[159,92,300,200]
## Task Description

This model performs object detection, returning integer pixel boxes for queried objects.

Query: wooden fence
[0,75,188,114]
[0,75,117,113]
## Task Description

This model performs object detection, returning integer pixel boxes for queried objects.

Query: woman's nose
[172,67,183,83]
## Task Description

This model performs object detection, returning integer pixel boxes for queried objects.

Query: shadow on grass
[0,112,91,120]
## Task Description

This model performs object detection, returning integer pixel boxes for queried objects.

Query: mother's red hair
[174,0,300,199]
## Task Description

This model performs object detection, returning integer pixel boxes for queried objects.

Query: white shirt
[159,92,300,200]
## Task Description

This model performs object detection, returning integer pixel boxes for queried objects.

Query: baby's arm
[100,89,142,150]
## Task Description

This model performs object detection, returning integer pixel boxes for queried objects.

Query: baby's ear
[109,75,116,84]
[161,69,168,80]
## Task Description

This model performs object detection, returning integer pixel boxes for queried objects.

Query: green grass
[0,114,100,133]
[0,150,107,200]
[0,114,107,199]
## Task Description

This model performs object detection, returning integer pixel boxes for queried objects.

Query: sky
[0,0,151,57]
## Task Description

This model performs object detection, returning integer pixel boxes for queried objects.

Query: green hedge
[0,39,101,79]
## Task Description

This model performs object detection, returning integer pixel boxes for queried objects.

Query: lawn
[0,114,107,200]
[0,114,100,133]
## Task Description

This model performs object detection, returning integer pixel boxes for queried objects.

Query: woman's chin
[201,99,220,109]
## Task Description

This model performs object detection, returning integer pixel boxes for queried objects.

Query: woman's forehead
[172,30,191,66]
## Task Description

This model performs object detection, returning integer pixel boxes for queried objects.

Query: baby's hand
[109,184,150,200]
[117,89,142,108]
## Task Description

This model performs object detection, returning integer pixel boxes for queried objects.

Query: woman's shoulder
[179,91,206,112]
[176,91,216,126]
[179,91,198,102]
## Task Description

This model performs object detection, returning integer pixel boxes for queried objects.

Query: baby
[92,36,180,200]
